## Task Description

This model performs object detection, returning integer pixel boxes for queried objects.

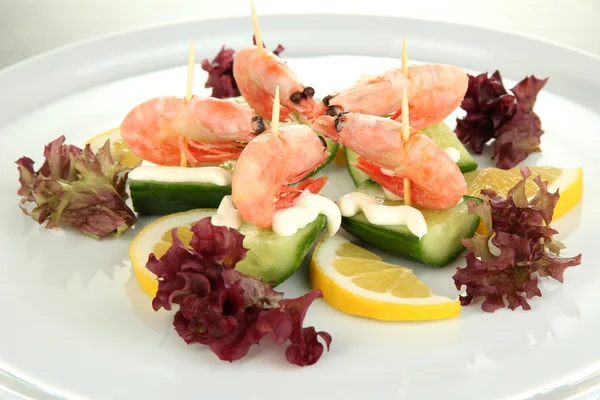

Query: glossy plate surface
[0,15,596,400]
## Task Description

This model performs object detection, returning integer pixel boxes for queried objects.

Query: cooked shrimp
[120,96,265,166]
[233,45,316,122]
[312,64,468,129]
[231,125,328,229]
[312,113,466,210]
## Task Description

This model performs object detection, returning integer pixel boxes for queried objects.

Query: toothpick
[402,86,411,206]
[271,86,280,137]
[180,138,188,168]
[185,41,195,103]
[181,41,195,168]
[401,89,410,142]
[251,1,264,52]
[401,36,408,76]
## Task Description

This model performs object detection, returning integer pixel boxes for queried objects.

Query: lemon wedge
[464,166,583,220]
[86,127,142,167]
[310,235,460,321]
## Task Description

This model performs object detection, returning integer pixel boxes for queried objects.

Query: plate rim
[0,13,598,400]
[2,13,600,75]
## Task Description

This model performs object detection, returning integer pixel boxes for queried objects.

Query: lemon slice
[86,127,142,167]
[464,166,583,220]
[130,207,330,298]
[129,209,213,298]
[310,236,460,321]
[332,145,347,165]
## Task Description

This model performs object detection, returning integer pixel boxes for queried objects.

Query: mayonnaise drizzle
[337,192,428,238]
[445,147,461,163]
[211,196,243,230]
[129,166,232,186]
[272,191,341,237]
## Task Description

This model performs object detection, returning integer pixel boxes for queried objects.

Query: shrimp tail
[275,176,328,210]
[177,136,198,166]
[356,156,466,210]
[355,157,406,198]
[297,176,328,193]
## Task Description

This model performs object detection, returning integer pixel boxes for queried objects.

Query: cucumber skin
[130,180,231,215]
[341,197,483,267]
[237,215,328,285]
[341,217,425,261]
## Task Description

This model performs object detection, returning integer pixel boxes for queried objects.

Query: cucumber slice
[420,122,478,173]
[341,181,481,267]
[344,121,478,187]
[130,180,231,215]
[237,215,327,285]
[129,133,337,216]
[344,145,373,187]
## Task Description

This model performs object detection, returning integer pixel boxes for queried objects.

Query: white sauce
[337,192,379,216]
[129,166,232,186]
[211,196,243,230]
[337,192,428,238]
[272,191,341,237]
[445,147,461,163]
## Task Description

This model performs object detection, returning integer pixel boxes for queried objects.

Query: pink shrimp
[312,64,468,130]
[231,125,329,229]
[312,113,466,210]
[120,96,265,166]
[233,45,316,122]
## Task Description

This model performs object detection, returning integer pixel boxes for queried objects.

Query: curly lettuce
[148,217,331,366]
[453,166,582,312]
[455,71,549,169]
[16,136,137,239]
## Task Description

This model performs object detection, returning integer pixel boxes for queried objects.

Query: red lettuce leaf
[16,136,136,238]
[201,37,284,99]
[147,217,330,366]
[201,46,239,99]
[453,166,582,312]
[455,70,548,169]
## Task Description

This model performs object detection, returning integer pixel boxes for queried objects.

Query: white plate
[0,15,596,400]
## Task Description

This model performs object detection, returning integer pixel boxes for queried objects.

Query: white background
[1,0,599,68]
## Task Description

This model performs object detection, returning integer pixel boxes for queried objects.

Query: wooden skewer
[401,36,411,206]
[401,36,408,76]
[251,1,264,52]
[180,139,189,167]
[271,86,280,137]
[181,41,195,167]
[401,87,411,206]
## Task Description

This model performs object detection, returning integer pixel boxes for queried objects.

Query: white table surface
[1,0,599,69]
